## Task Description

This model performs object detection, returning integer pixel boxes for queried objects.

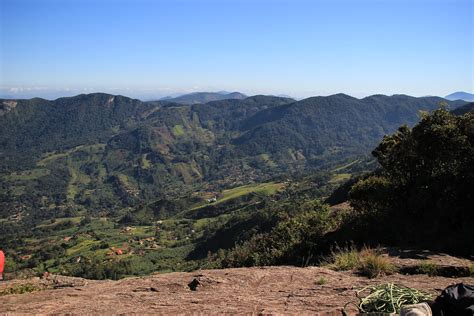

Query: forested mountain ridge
[0,94,149,169]
[452,102,474,115]
[0,93,466,222]
[234,94,465,159]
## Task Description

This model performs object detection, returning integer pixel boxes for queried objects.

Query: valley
[0,93,472,281]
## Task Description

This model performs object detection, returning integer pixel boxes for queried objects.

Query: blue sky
[0,0,472,99]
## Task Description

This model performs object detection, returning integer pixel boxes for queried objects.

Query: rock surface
[1,266,473,315]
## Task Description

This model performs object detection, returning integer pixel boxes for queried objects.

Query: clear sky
[0,0,473,100]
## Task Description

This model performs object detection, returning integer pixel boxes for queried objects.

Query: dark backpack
[432,283,474,316]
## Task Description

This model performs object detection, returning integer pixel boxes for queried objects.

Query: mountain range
[1,91,472,280]
[0,93,466,220]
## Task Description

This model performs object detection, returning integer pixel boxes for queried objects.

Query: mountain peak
[445,91,474,102]
[327,93,359,100]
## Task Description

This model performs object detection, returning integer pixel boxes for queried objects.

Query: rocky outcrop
[1,266,473,314]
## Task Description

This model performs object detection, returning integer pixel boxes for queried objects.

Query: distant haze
[1,0,472,99]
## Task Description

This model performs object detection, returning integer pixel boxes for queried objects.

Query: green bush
[358,249,396,278]
[66,257,132,280]
[223,200,335,267]
[326,246,360,271]
[315,277,327,285]
[0,284,40,296]
[326,247,396,278]
[414,261,439,276]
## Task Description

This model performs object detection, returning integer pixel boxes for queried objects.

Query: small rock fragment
[133,287,159,292]
[188,278,201,291]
